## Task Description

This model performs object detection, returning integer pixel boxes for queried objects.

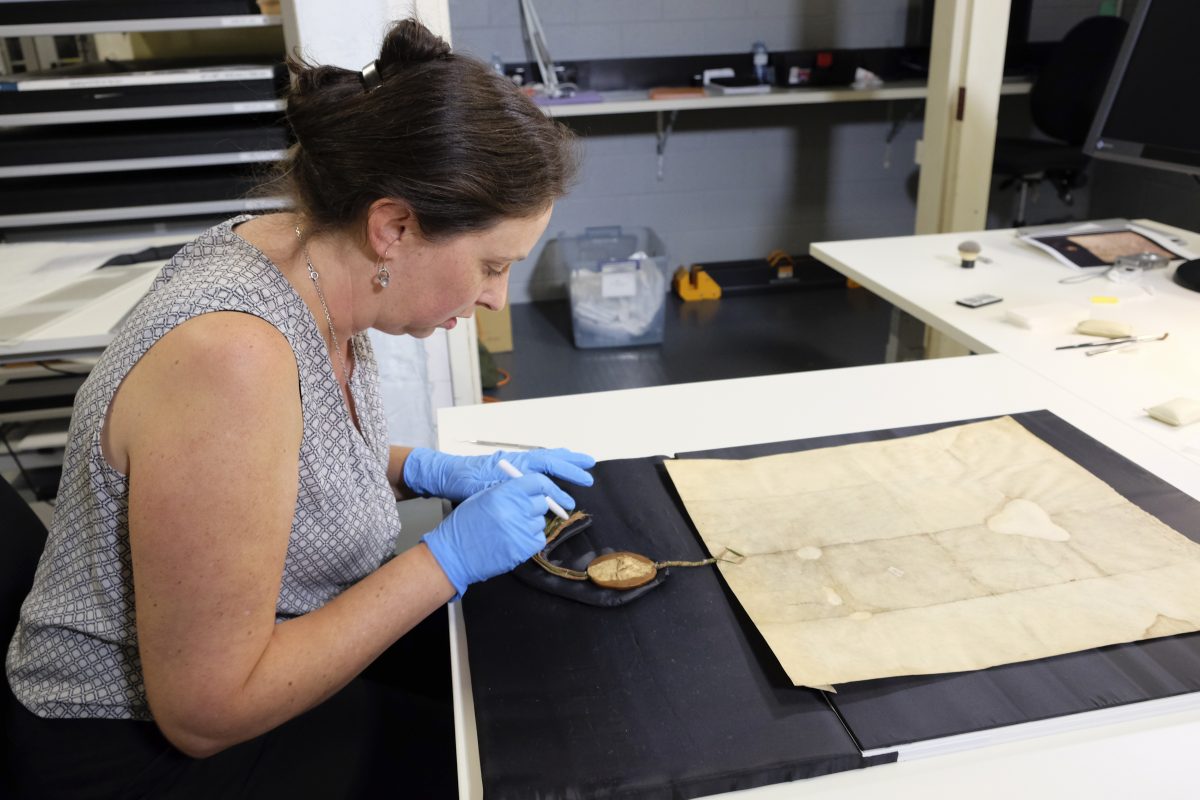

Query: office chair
[0,473,49,792]
[993,15,1129,226]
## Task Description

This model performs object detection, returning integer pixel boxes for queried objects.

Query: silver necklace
[295,225,350,388]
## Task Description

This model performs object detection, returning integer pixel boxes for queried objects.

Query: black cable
[0,424,45,504]
[885,101,923,145]
[35,361,91,377]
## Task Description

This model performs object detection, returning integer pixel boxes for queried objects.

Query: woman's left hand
[403,447,595,501]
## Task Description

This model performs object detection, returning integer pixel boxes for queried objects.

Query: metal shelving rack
[1,98,287,127]
[0,14,283,37]
[0,7,289,230]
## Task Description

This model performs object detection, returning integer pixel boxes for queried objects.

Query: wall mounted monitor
[1085,0,1200,178]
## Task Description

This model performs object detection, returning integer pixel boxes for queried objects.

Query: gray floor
[485,288,894,401]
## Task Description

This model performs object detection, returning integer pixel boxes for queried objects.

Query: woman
[4,18,591,798]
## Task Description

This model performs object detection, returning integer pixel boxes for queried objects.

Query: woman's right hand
[421,473,575,599]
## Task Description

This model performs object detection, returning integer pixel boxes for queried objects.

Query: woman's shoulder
[154,311,297,382]
[137,215,308,336]
[164,215,280,278]
[100,310,299,477]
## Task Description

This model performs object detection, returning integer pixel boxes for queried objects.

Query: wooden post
[914,0,1011,358]
[915,0,1011,235]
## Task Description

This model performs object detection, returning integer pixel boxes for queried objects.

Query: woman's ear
[364,198,417,260]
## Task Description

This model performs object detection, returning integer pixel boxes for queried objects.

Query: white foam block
[1076,319,1133,338]
[1004,303,1084,332]
[1147,397,1200,427]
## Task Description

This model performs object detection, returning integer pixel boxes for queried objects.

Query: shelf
[0,4,291,232]
[0,196,287,229]
[0,412,72,454]
[538,79,1033,118]
[0,115,290,176]
[0,410,73,429]
[0,373,82,425]
[0,361,97,384]
[0,150,288,178]
[1,99,286,126]
[6,427,70,453]
[0,446,67,468]
[0,14,282,37]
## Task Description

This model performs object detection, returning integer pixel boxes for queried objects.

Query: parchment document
[664,417,1200,688]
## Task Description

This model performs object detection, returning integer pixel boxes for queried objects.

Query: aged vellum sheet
[664,417,1200,688]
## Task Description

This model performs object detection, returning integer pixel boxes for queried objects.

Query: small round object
[586,551,658,589]
[958,240,982,269]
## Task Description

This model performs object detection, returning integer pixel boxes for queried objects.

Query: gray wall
[450,1,1103,303]
[526,102,929,301]
[452,0,1102,61]
[450,0,925,62]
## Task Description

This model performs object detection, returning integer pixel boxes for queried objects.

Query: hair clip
[360,60,382,92]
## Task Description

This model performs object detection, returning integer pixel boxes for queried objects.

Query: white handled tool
[497,458,570,521]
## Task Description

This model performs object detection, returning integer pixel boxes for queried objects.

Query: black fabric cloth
[3,608,456,799]
[463,456,888,800]
[464,409,1200,797]
[676,411,1200,752]
[0,474,48,658]
[513,510,667,606]
[1,474,49,799]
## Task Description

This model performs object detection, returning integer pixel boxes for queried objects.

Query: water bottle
[489,52,505,77]
[752,41,769,84]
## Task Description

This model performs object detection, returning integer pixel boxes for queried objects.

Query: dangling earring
[375,242,395,289]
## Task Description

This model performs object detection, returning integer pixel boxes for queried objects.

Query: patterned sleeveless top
[6,216,401,720]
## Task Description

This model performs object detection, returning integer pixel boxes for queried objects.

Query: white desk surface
[812,220,1200,466]
[438,353,1200,800]
[0,229,202,363]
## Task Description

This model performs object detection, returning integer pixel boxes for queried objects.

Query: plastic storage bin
[562,226,667,348]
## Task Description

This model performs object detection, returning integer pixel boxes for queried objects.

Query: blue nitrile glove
[422,473,577,600]
[403,447,595,502]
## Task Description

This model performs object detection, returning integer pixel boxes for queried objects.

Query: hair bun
[287,60,354,97]
[378,18,451,72]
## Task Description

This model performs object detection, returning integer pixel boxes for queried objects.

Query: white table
[811,220,1200,465]
[438,353,1200,800]
[0,232,198,364]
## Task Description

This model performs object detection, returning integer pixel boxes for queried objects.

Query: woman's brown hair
[275,18,578,240]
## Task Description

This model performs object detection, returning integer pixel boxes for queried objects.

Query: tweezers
[1057,333,1167,351]
[460,438,547,450]
[1084,332,1169,356]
